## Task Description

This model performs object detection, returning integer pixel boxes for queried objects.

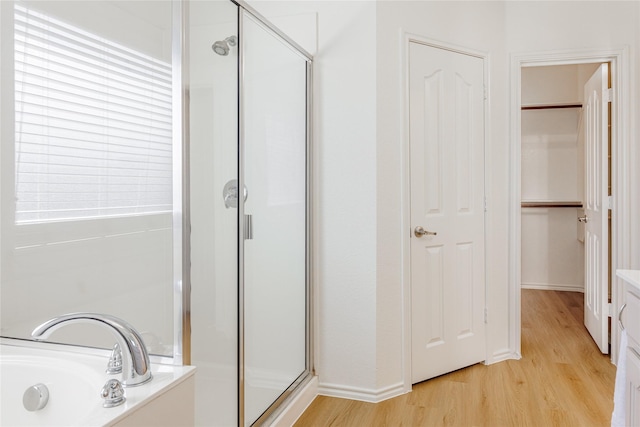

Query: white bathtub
[0,343,196,427]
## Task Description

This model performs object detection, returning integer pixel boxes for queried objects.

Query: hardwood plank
[295,290,615,426]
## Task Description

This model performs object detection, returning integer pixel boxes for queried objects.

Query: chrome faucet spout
[32,313,152,387]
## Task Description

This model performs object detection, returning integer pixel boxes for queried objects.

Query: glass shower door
[240,10,310,426]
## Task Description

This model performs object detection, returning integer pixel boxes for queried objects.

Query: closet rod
[521,201,583,208]
[521,104,582,111]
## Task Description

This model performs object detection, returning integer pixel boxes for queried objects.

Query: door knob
[578,216,588,223]
[414,226,437,237]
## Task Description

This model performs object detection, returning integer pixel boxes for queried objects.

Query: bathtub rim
[0,336,177,366]
[1,339,196,427]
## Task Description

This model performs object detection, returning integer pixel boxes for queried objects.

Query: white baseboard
[521,282,584,293]
[318,381,407,403]
[270,376,318,427]
[485,348,520,365]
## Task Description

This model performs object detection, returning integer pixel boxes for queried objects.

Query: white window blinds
[14,3,173,223]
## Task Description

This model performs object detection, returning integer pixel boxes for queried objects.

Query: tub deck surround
[0,343,195,427]
[618,270,640,290]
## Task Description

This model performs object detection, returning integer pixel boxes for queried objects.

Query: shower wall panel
[188,2,239,426]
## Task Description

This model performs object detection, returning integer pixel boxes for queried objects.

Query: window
[14,3,173,224]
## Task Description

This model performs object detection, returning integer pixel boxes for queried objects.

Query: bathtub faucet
[31,313,153,387]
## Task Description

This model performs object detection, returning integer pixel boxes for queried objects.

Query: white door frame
[401,32,490,392]
[508,47,632,365]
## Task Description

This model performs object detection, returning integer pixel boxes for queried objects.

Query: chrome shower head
[212,41,229,56]
[212,35,237,56]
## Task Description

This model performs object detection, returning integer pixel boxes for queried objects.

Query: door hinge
[483,85,488,101]
[484,307,488,324]
[484,196,487,212]
[608,303,613,317]
[605,88,613,103]
[608,195,613,210]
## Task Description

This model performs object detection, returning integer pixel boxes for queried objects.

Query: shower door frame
[237,4,314,424]
[172,0,190,368]
[174,0,315,424]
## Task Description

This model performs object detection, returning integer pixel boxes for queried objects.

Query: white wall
[305,1,378,397]
[521,207,585,291]
[309,2,379,397]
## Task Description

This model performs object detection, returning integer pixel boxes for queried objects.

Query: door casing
[508,48,632,366]
[401,33,490,392]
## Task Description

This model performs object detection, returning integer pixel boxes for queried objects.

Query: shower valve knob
[223,179,248,209]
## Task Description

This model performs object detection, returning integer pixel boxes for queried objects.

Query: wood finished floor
[295,290,616,427]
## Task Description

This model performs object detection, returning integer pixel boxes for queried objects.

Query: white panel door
[409,42,486,384]
[583,63,609,354]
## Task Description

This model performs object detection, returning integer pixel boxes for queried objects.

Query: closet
[520,64,600,293]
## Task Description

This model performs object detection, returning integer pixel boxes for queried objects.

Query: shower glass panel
[240,10,309,426]
[188,1,238,426]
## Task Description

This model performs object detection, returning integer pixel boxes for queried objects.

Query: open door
[583,63,609,354]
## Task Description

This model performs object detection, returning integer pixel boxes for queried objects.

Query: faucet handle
[101,379,126,408]
[106,343,123,375]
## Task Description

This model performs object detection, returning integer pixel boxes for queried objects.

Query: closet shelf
[521,201,583,208]
[521,103,582,110]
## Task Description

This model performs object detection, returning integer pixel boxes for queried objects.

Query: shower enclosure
[185,1,313,425]
[0,0,312,425]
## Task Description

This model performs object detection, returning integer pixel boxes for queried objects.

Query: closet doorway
[520,62,611,354]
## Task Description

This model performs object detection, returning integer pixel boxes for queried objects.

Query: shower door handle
[244,214,253,240]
